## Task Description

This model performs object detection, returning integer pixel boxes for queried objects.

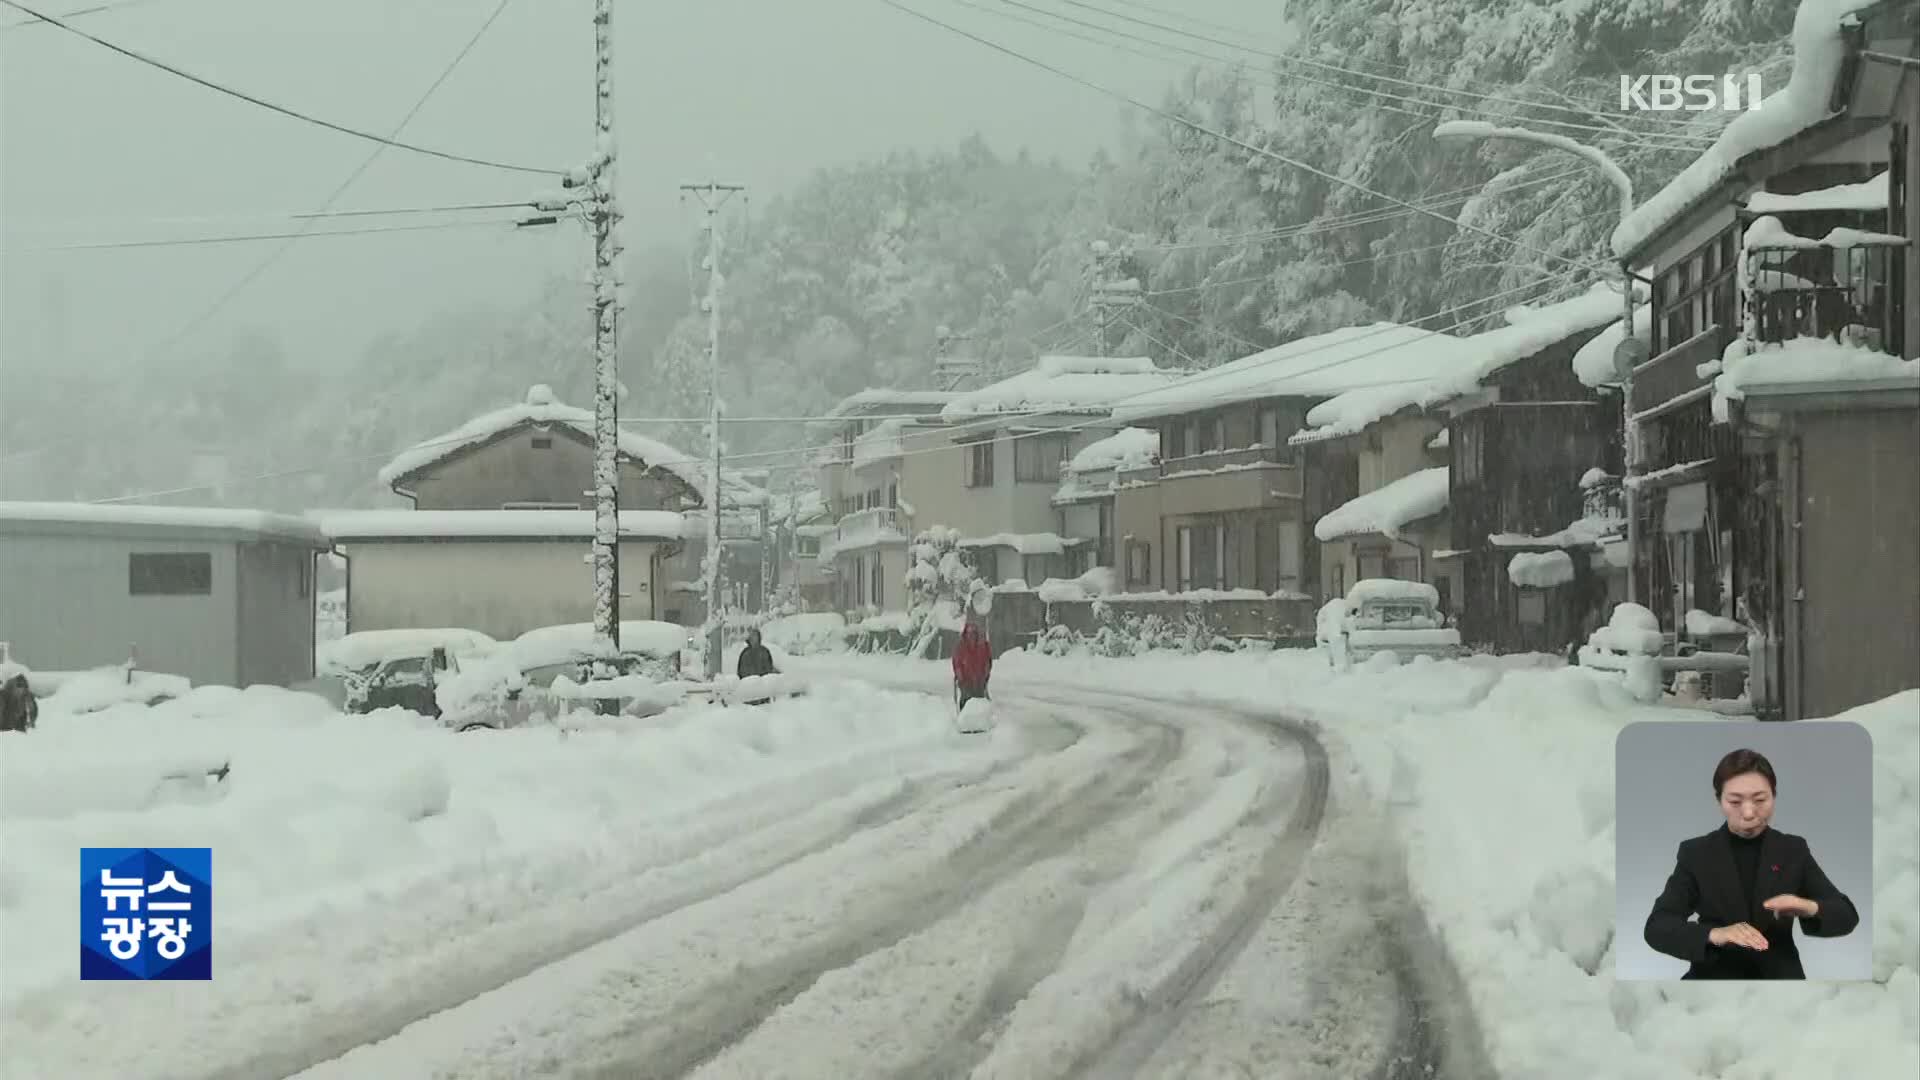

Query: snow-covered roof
[1611,0,1889,259]
[1067,426,1159,475]
[316,509,684,541]
[822,388,960,420]
[955,532,1069,556]
[1313,467,1451,542]
[0,501,328,546]
[1715,337,1920,417]
[940,356,1181,422]
[1110,324,1468,425]
[1291,287,1627,443]
[1572,303,1655,388]
[377,385,764,507]
[1746,169,1889,213]
[851,418,909,470]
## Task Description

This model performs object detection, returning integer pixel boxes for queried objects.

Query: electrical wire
[0,0,559,176]
[142,0,525,357]
[13,217,529,252]
[881,0,1615,282]
[1,0,165,30]
[1036,0,1715,137]
[977,0,1715,152]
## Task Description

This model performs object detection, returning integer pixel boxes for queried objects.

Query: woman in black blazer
[1644,748,1860,979]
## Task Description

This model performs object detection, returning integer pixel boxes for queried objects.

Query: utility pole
[681,180,745,678]
[1089,240,1140,357]
[521,0,624,663]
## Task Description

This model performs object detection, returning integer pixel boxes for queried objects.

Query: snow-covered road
[4,674,1471,1079]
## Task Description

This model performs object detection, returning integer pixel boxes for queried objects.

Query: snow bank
[1508,550,1576,589]
[0,501,327,545]
[1313,467,1450,541]
[317,629,500,673]
[1067,426,1159,473]
[760,612,848,655]
[940,355,1179,420]
[1612,0,1885,258]
[901,646,1920,1079]
[316,509,682,541]
[1112,323,1472,424]
[43,669,191,713]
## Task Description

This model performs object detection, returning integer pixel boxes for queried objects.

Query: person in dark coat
[0,673,37,733]
[952,622,992,709]
[736,628,777,704]
[1644,747,1859,979]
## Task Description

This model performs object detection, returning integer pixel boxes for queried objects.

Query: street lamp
[1433,120,1645,604]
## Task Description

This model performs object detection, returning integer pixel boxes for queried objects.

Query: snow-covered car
[1318,579,1462,670]
[508,620,703,717]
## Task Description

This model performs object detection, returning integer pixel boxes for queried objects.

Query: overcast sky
[1,0,1295,376]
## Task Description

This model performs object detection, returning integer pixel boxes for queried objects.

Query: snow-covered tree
[905,526,978,657]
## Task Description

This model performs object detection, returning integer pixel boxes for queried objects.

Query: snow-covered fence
[1028,592,1317,657]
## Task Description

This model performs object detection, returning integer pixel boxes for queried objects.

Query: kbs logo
[1620,74,1765,112]
[80,848,212,980]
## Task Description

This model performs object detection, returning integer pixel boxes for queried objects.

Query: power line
[142,0,522,357]
[0,0,163,30]
[1036,0,1715,140]
[14,217,526,252]
[0,0,559,177]
[881,0,1614,281]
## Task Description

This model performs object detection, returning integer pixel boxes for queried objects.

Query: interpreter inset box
[1614,720,1872,981]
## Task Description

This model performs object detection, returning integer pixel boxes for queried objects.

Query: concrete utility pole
[681,181,745,678]
[586,0,623,659]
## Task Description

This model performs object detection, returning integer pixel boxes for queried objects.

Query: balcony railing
[1159,443,1295,477]
[835,506,903,546]
[1630,326,1724,418]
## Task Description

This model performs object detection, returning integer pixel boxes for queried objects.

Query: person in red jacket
[953,621,992,708]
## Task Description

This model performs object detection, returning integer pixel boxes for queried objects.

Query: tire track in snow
[571,704,1185,1080]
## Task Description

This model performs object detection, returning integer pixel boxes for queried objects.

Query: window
[1097,502,1114,568]
[795,535,820,557]
[1176,524,1223,592]
[1259,408,1280,450]
[130,552,211,596]
[1195,416,1219,454]
[1126,540,1151,588]
[1176,526,1195,592]
[1518,590,1547,626]
[1164,421,1186,460]
[888,484,898,508]
[1330,561,1345,600]
[1255,518,1299,594]
[1387,555,1421,582]
[1014,434,1068,483]
[964,440,995,487]
[870,555,884,608]
[531,435,553,449]
[969,548,1000,587]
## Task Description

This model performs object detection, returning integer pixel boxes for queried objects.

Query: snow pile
[955,697,996,733]
[1067,426,1159,474]
[1573,302,1654,387]
[1113,323,1475,424]
[434,657,530,726]
[939,355,1179,420]
[1292,285,1627,444]
[1747,169,1888,213]
[759,612,848,655]
[1036,566,1119,603]
[42,668,191,713]
[957,532,1068,556]
[316,509,683,541]
[1714,336,1920,418]
[1508,550,1576,589]
[1313,467,1450,541]
[1685,608,1746,637]
[1612,0,1886,257]
[317,629,500,674]
[506,620,691,672]
[375,384,764,506]
[1,681,978,1078]
[1580,602,1667,701]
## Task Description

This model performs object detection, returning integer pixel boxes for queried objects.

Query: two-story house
[937,355,1183,588]
[814,390,961,614]
[1111,323,1469,600]
[769,487,833,612]
[356,384,760,633]
[1609,0,1916,718]
[1053,426,1158,578]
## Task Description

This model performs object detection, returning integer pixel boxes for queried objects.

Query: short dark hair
[1713,748,1777,797]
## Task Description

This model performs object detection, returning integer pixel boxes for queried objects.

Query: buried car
[1318,579,1462,670]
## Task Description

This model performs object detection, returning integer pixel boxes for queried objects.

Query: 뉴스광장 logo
[1620,74,1765,112]
[80,848,211,980]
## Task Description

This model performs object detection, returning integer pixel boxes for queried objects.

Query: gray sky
[1,0,1295,375]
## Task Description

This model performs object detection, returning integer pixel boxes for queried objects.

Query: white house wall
[342,539,660,641]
